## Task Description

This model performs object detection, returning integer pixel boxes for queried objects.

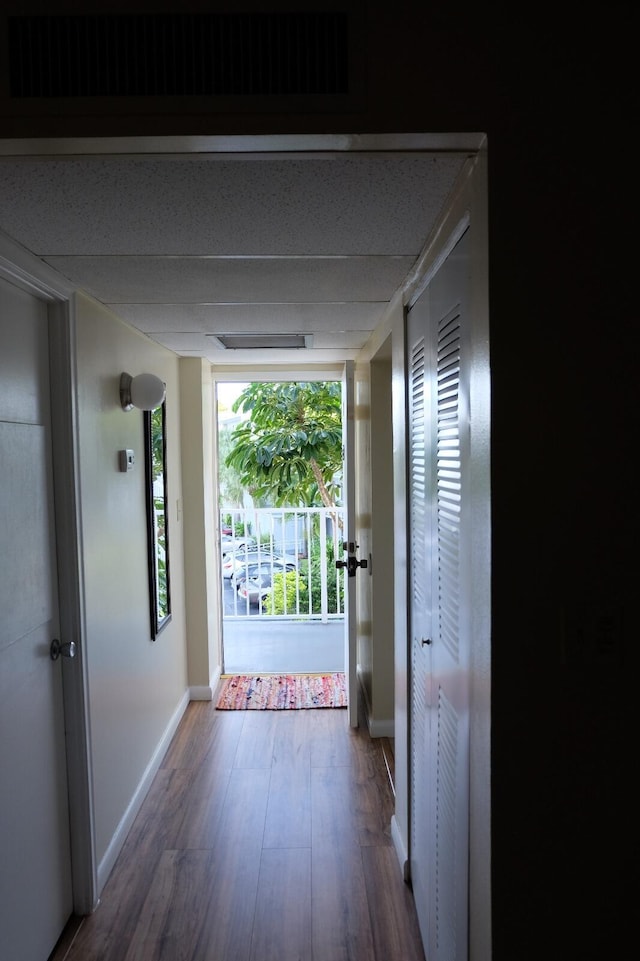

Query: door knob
[50,639,76,661]
[335,556,368,577]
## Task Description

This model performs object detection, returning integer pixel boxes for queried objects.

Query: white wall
[369,345,395,732]
[74,292,188,878]
[179,357,221,695]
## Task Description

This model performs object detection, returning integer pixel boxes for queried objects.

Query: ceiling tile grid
[0,150,468,360]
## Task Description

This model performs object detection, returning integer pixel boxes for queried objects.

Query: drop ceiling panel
[108,301,387,334]
[43,255,415,304]
[0,155,465,256]
[192,345,360,364]
[0,140,473,363]
[150,330,369,353]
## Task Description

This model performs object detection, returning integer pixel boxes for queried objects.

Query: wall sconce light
[120,372,166,411]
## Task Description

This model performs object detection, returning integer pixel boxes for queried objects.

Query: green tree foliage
[217,423,253,508]
[225,382,343,508]
[151,406,164,482]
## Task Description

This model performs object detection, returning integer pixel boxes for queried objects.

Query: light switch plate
[118,449,135,472]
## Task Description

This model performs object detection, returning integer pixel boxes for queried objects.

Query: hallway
[50,693,424,961]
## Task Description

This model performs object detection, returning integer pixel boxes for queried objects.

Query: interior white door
[0,277,74,959]
[407,295,433,947]
[341,360,358,727]
[408,228,471,961]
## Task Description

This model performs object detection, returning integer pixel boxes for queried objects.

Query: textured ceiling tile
[0,146,469,364]
[151,330,370,352]
[0,155,465,256]
[149,337,361,363]
[43,255,415,304]
[202,346,361,364]
[110,302,387,333]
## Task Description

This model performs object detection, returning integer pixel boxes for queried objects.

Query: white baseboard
[367,716,395,738]
[189,665,222,701]
[356,669,394,738]
[210,664,221,692]
[391,814,410,882]
[97,689,190,892]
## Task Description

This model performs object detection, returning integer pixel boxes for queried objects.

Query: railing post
[319,510,328,623]
[304,510,312,616]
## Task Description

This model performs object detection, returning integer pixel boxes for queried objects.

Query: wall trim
[97,690,190,892]
[189,665,222,702]
[405,208,471,310]
[0,229,73,300]
[356,669,394,737]
[367,716,395,738]
[49,298,99,915]
[391,814,410,882]
[210,665,222,693]
[0,132,486,159]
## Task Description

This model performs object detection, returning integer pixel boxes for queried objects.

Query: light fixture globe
[120,372,166,411]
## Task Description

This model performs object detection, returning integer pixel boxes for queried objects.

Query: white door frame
[0,233,98,914]
[211,364,356,707]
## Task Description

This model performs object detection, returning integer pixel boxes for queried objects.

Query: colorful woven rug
[215,673,347,711]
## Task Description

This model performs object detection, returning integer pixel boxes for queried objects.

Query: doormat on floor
[215,673,347,711]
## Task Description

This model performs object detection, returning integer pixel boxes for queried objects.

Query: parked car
[231,556,297,590]
[222,545,286,579]
[220,533,256,554]
[236,562,297,606]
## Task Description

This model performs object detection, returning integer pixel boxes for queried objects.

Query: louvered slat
[436,307,461,663]
[434,687,458,952]
[410,338,427,612]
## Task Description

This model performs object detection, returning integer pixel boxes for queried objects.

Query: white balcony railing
[220,507,346,622]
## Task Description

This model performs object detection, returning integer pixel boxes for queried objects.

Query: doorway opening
[215,377,348,675]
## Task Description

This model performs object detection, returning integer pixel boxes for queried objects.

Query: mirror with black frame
[144,401,171,638]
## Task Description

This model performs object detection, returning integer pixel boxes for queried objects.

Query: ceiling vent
[8,11,349,98]
[207,334,313,350]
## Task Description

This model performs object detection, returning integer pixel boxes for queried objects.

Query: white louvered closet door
[408,226,471,961]
[408,295,432,951]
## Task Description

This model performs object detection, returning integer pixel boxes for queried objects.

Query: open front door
[340,361,359,727]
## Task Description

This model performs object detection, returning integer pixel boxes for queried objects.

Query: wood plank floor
[50,696,424,961]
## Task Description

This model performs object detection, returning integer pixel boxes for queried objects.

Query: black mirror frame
[144,402,171,639]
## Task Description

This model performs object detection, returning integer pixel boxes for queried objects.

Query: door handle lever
[50,639,76,660]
